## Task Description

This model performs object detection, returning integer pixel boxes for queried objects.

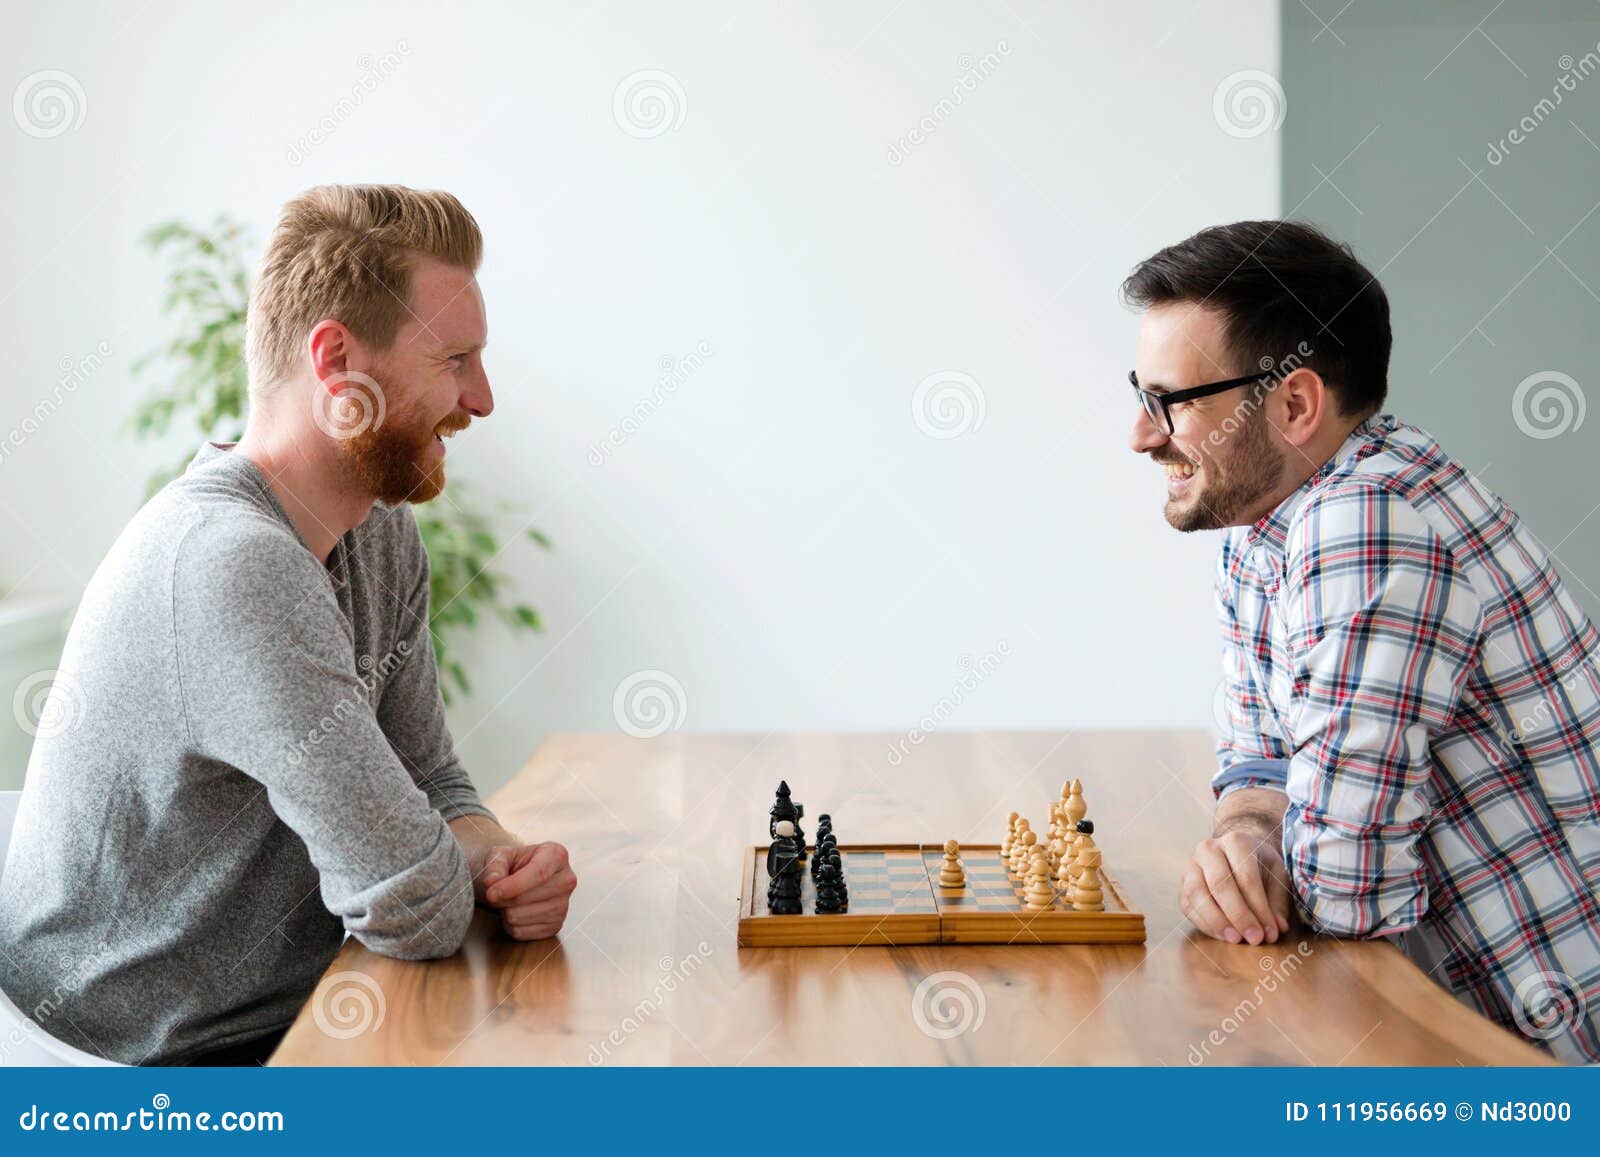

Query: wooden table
[270,731,1552,1066]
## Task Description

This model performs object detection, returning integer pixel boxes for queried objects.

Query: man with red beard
[1125,221,1600,1062]
[0,185,576,1065]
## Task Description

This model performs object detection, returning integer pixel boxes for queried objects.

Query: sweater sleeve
[372,506,497,824]
[172,519,475,960]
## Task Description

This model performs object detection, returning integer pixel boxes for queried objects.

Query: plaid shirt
[1213,414,1600,1063]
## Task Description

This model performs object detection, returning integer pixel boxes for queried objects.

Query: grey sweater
[0,443,494,1064]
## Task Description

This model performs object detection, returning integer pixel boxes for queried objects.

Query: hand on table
[479,841,578,941]
[1179,826,1294,946]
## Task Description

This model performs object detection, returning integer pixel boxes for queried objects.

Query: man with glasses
[1124,220,1600,1062]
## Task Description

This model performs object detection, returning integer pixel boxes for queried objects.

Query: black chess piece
[1076,819,1094,835]
[812,824,836,880]
[769,781,798,839]
[814,861,846,913]
[766,818,804,914]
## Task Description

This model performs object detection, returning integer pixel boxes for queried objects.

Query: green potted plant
[127,214,547,701]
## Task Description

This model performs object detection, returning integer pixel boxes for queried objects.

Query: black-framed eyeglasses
[1129,369,1275,435]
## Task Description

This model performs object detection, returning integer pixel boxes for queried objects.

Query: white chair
[0,789,123,1066]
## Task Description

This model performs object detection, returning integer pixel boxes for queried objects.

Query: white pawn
[1024,855,1055,910]
[1072,847,1105,911]
[1010,827,1037,875]
[938,839,966,888]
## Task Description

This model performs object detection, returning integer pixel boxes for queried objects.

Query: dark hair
[1121,220,1391,416]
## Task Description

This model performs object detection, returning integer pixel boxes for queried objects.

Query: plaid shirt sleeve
[1279,482,1484,938]
[1213,532,1292,800]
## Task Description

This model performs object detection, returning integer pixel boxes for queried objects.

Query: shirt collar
[1243,413,1396,553]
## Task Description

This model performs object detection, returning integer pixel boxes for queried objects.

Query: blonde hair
[246,184,483,391]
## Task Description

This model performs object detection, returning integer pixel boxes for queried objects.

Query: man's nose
[1128,407,1168,454]
[461,365,494,419]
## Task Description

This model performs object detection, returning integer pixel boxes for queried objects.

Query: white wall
[0,0,1279,794]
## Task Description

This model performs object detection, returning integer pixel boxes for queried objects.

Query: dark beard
[1163,411,1283,532]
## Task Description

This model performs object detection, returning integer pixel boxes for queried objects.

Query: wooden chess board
[736,843,1145,947]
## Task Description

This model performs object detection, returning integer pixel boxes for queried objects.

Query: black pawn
[814,861,846,913]
[1076,819,1094,835]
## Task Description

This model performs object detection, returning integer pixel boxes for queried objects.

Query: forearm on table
[447,813,521,895]
[1214,786,1289,844]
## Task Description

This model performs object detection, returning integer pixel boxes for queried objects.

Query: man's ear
[305,319,352,387]
[1273,367,1326,448]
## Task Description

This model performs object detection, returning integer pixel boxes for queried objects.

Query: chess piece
[1024,855,1055,910]
[1001,811,1019,857]
[766,819,804,914]
[1069,832,1098,888]
[769,781,799,837]
[814,860,847,912]
[1009,826,1036,875]
[1055,847,1074,892]
[1072,820,1096,882]
[938,839,966,888]
[1064,778,1087,828]
[1072,847,1105,911]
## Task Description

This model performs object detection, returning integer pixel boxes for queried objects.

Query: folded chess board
[736,844,1145,947]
